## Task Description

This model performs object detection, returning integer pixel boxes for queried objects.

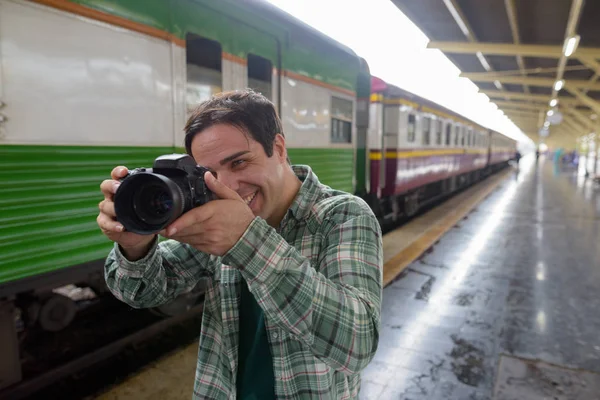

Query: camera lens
[135,185,174,222]
[114,172,185,235]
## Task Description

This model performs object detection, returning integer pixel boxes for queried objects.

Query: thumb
[204,171,242,201]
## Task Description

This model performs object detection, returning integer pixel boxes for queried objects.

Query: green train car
[0,0,372,388]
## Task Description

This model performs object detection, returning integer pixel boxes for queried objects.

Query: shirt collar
[285,165,323,222]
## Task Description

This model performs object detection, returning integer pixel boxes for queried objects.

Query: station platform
[95,154,600,400]
[361,155,600,399]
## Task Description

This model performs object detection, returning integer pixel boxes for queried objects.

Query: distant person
[96,89,383,399]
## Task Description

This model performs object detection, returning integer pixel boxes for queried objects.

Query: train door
[0,1,4,141]
[486,131,492,167]
[382,104,400,196]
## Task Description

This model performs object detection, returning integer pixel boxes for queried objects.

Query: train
[0,0,516,390]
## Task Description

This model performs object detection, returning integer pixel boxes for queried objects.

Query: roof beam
[493,101,545,111]
[565,106,596,130]
[566,88,600,115]
[503,108,540,115]
[504,0,530,94]
[479,90,580,105]
[579,57,600,75]
[578,56,600,95]
[563,115,589,135]
[550,0,584,104]
[442,0,504,90]
[426,41,600,59]
[461,73,600,90]
[561,117,588,137]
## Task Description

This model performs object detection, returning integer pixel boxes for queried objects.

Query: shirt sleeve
[104,236,215,309]
[221,201,383,375]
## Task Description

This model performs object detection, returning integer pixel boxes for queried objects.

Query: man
[97,89,383,399]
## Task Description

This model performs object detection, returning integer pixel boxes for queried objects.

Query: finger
[97,213,124,233]
[165,206,213,236]
[100,179,121,197]
[111,166,129,181]
[98,199,116,217]
[204,172,243,201]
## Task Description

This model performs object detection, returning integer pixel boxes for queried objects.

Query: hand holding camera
[162,170,256,256]
[97,166,156,260]
[97,155,255,258]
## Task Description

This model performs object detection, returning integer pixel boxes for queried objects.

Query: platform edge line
[382,170,512,288]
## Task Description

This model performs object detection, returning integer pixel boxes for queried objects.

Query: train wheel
[39,293,77,332]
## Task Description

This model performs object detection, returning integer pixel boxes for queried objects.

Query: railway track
[0,296,203,400]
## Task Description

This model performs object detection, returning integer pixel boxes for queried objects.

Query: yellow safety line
[369,149,489,159]
[382,169,512,287]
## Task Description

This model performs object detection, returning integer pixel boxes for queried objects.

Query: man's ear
[273,134,288,163]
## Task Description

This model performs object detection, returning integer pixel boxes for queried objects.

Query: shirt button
[272,332,278,339]
[229,324,233,329]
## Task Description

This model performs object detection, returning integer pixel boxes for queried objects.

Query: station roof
[391,0,600,149]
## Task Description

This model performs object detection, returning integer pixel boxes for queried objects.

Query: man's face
[190,123,289,224]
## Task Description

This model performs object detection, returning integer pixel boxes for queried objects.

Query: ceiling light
[554,80,564,91]
[544,121,550,128]
[547,110,554,117]
[549,99,558,107]
[494,80,502,90]
[563,35,580,57]
[475,52,492,71]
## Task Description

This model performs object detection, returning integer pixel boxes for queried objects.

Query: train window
[248,53,272,100]
[445,123,452,145]
[185,34,222,114]
[407,114,416,142]
[461,127,466,146]
[454,125,460,146]
[330,96,353,143]
[436,120,442,145]
[422,117,431,145]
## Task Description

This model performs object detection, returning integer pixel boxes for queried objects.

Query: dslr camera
[114,154,217,235]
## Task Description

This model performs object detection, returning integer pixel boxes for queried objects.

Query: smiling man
[97,89,383,400]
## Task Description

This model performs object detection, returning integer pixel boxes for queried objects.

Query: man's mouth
[242,191,258,206]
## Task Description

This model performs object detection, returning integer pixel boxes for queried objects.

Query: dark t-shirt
[236,280,276,399]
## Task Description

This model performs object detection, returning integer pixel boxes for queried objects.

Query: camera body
[113,154,217,235]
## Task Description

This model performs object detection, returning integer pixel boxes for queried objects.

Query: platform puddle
[493,355,600,400]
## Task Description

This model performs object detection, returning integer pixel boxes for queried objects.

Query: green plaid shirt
[104,165,383,399]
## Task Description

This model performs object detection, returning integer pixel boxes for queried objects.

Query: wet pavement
[360,155,600,400]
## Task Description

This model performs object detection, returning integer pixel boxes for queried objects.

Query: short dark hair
[184,89,287,162]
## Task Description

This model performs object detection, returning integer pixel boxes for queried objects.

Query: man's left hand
[162,172,255,256]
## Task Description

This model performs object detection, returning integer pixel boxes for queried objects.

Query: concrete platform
[360,155,600,399]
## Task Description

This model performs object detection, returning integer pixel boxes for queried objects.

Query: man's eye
[232,159,245,167]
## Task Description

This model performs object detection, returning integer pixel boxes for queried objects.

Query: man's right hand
[97,166,156,260]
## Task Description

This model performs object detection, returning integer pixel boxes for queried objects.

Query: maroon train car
[365,76,516,224]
